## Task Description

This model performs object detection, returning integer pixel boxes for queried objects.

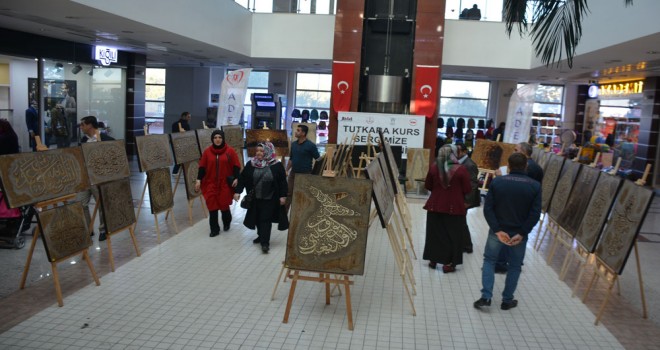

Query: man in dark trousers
[456,142,480,253]
[171,111,191,174]
[25,100,39,151]
[285,124,320,211]
[474,153,541,311]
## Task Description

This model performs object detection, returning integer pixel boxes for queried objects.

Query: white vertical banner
[217,68,252,126]
[504,83,538,144]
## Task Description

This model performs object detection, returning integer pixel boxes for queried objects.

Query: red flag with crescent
[412,65,440,121]
[331,61,355,112]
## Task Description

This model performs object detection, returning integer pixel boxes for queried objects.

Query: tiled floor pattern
[0,196,629,350]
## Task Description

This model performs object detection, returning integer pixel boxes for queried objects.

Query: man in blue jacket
[474,152,541,311]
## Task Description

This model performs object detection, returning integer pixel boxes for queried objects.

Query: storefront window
[295,72,331,140]
[146,68,166,134]
[439,80,490,139]
[234,70,269,129]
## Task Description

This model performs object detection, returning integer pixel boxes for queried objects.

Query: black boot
[221,210,232,231]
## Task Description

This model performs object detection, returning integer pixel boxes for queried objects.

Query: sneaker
[442,264,456,273]
[99,232,107,242]
[223,223,230,231]
[501,300,518,310]
[253,237,261,244]
[464,246,473,254]
[261,245,269,254]
[210,231,220,237]
[473,298,491,309]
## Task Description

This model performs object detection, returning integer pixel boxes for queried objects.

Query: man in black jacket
[474,153,541,311]
[171,112,191,174]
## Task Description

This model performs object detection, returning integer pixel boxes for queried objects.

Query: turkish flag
[331,61,355,113]
[412,65,440,121]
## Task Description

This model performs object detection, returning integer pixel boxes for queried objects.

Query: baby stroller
[0,192,33,249]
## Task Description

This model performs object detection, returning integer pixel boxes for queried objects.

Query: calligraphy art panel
[405,148,429,193]
[531,147,542,164]
[575,174,622,252]
[366,154,394,228]
[37,202,91,262]
[377,129,400,194]
[556,165,600,237]
[541,154,565,212]
[245,129,289,158]
[81,140,130,186]
[195,128,214,154]
[0,147,90,208]
[147,168,174,214]
[135,134,174,172]
[99,178,136,233]
[471,139,517,170]
[170,131,201,165]
[595,180,653,274]
[182,160,202,200]
[222,125,245,166]
[548,160,581,221]
[286,174,372,275]
[291,122,317,144]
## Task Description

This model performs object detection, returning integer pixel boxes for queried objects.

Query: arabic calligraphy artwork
[98,178,136,233]
[182,160,202,200]
[222,125,245,166]
[170,131,201,165]
[286,174,372,275]
[541,154,565,212]
[147,167,174,214]
[37,202,91,262]
[405,148,429,193]
[81,140,130,186]
[471,139,517,170]
[366,154,395,228]
[0,147,90,208]
[548,160,581,221]
[195,128,214,154]
[377,129,400,194]
[556,165,600,237]
[574,174,622,252]
[245,129,289,158]
[135,134,174,172]
[595,180,653,274]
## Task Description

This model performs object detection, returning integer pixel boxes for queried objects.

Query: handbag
[239,169,266,210]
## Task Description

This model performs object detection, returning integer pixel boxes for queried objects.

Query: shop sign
[94,46,118,66]
[337,111,425,154]
[598,80,644,97]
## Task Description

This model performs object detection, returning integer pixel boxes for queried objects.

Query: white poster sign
[217,68,252,126]
[504,83,538,144]
[337,112,425,153]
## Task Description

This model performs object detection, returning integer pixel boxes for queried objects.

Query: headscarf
[252,141,278,168]
[436,144,460,188]
[211,129,225,149]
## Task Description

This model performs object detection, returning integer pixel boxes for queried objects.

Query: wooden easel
[105,223,141,272]
[608,157,622,176]
[355,135,377,178]
[135,182,179,243]
[20,195,101,306]
[572,147,582,162]
[166,171,207,226]
[589,152,601,168]
[385,204,417,316]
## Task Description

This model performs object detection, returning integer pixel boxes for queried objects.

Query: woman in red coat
[195,130,241,237]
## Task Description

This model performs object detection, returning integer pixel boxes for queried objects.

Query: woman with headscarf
[195,130,241,237]
[234,142,288,254]
[423,144,471,273]
[0,119,19,155]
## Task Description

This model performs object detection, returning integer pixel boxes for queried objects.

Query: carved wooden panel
[377,129,400,195]
[291,122,317,144]
[286,174,372,275]
[170,131,201,165]
[135,134,174,172]
[471,139,517,170]
[531,147,542,164]
[245,129,289,157]
[37,202,91,262]
[575,174,622,252]
[541,155,565,212]
[222,125,245,166]
[406,148,430,192]
[182,160,202,200]
[548,160,581,221]
[595,180,653,274]
[147,167,174,214]
[195,128,214,154]
[98,178,136,233]
[366,154,394,228]
[81,140,130,186]
[0,147,90,208]
[556,165,600,237]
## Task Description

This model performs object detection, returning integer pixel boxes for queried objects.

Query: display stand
[19,194,100,306]
[135,185,179,243]
[573,147,582,162]
[589,152,601,168]
[355,135,377,178]
[166,171,207,226]
[105,224,141,272]
[608,157,622,176]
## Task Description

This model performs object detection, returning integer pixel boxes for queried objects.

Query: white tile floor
[0,200,623,350]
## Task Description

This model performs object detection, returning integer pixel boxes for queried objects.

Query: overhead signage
[598,80,644,97]
[337,112,425,154]
[94,46,118,66]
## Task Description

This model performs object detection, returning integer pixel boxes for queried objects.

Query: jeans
[78,187,105,234]
[481,230,527,302]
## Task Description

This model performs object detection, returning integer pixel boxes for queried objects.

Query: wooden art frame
[182,160,202,200]
[556,165,600,237]
[405,148,429,193]
[0,147,90,208]
[377,129,400,194]
[37,202,92,262]
[81,139,130,186]
[366,154,395,228]
[195,128,214,154]
[170,131,201,165]
[98,178,136,233]
[245,129,289,157]
[222,125,245,166]
[286,174,372,275]
[594,180,654,274]
[147,167,174,214]
[574,173,622,252]
[471,139,517,170]
[547,160,581,221]
[135,134,174,172]
[541,154,565,212]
